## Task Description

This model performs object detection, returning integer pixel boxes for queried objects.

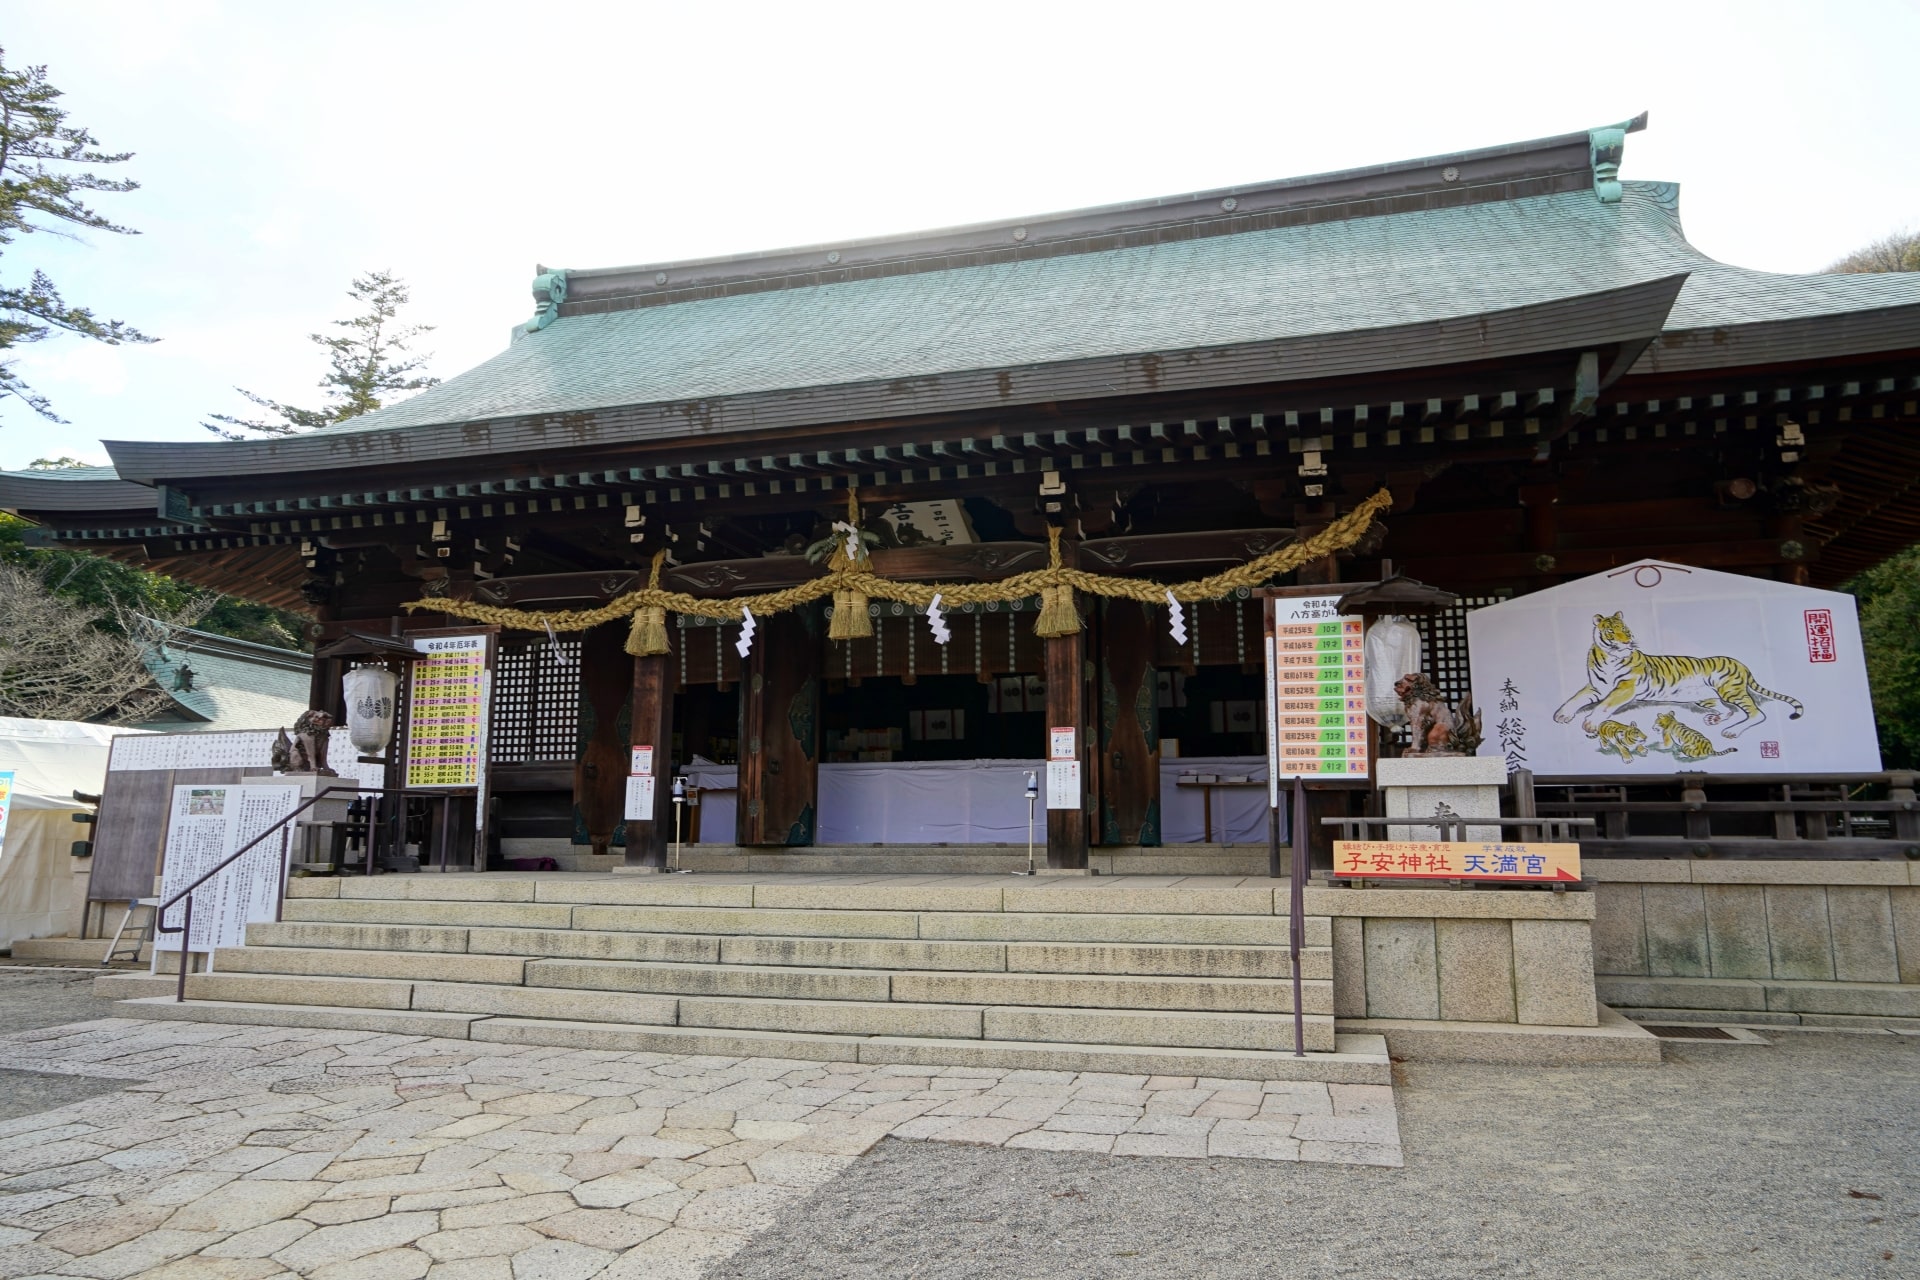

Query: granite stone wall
[1587,859,1920,1021]
[1313,887,1599,1027]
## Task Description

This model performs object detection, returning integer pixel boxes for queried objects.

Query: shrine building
[6,114,1918,1068]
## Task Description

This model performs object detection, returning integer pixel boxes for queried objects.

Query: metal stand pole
[1021,771,1038,875]
[1289,775,1308,1057]
[670,776,688,873]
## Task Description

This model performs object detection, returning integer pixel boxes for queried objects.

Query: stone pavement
[0,1017,1401,1279]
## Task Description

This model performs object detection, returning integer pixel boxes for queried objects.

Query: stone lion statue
[273,709,338,776]
[1395,673,1482,758]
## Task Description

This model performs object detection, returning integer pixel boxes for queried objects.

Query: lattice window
[489,638,581,764]
[1413,593,1510,708]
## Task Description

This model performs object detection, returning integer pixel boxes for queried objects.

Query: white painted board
[1467,560,1881,777]
[153,783,300,955]
[624,775,657,821]
[1045,760,1081,810]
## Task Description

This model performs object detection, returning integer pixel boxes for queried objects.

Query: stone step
[278,898,1332,949]
[116,995,485,1038]
[113,996,1387,1083]
[291,875,1309,919]
[216,945,530,985]
[183,972,412,1010]
[93,972,178,999]
[523,958,892,1003]
[1003,941,1328,979]
[245,921,1334,983]
[677,995,986,1040]
[981,1005,1335,1052]
[890,970,1332,1015]
[10,937,141,964]
[152,964,1335,1047]
[208,944,1332,1013]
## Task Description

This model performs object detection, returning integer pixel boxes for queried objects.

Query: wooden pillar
[738,607,821,846]
[573,622,631,858]
[1045,627,1090,868]
[624,653,674,868]
[1097,598,1161,846]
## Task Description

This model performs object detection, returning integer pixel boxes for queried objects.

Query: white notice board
[153,783,300,957]
[1467,559,1880,777]
[1266,594,1370,802]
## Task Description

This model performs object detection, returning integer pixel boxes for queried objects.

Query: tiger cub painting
[1593,720,1648,761]
[1553,612,1804,739]
[1654,711,1737,761]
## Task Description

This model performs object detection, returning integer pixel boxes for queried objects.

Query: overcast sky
[2,0,1916,470]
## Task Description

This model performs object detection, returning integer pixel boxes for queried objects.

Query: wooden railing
[1512,769,1920,860]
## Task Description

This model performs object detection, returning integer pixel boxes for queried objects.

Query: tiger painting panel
[1465,560,1880,777]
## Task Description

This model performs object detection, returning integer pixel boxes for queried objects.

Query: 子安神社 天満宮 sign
[1333,840,1580,882]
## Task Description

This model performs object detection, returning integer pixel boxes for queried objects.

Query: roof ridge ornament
[525,269,569,333]
[1589,112,1649,204]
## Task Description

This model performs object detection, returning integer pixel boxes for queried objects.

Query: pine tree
[0,48,152,422]
[205,270,438,438]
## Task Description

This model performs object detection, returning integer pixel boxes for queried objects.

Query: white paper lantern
[342,667,400,753]
[1363,615,1424,727]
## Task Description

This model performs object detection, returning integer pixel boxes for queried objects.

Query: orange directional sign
[1333,841,1582,882]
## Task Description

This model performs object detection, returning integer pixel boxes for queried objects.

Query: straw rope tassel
[1034,527,1081,638]
[827,487,874,641]
[624,550,672,657]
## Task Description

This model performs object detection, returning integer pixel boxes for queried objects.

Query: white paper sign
[1046,760,1081,810]
[1267,595,1369,782]
[625,775,657,821]
[1467,560,1881,777]
[631,746,654,776]
[1049,727,1076,761]
[154,783,301,956]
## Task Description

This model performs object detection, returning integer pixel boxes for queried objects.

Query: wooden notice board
[87,729,380,923]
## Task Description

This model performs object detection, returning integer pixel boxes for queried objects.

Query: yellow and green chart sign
[1270,596,1368,780]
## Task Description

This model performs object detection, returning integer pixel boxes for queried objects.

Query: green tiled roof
[135,625,311,734]
[317,183,1920,439]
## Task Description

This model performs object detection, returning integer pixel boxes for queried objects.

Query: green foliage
[0,48,152,422]
[1847,547,1920,771]
[205,270,438,438]
[27,454,88,468]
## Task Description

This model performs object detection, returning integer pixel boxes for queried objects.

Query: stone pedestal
[270,773,360,870]
[1377,757,1506,842]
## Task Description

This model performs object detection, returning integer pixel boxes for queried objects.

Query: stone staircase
[100,874,1387,1083]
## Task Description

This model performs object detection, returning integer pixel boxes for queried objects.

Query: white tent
[0,717,152,948]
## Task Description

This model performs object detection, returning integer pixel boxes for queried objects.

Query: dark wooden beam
[625,653,674,868]
[737,608,821,846]
[1045,621,1089,869]
[1097,598,1161,847]
[573,622,631,859]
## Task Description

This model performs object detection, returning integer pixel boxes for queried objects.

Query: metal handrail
[1286,777,1307,1058]
[1321,815,1597,841]
[156,783,422,1003]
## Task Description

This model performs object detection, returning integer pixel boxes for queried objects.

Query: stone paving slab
[0,1017,1400,1278]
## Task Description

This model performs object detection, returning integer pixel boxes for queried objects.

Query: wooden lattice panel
[1414,593,1509,708]
[489,638,581,765]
